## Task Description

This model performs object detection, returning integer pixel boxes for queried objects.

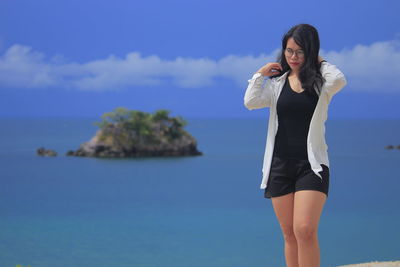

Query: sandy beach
[338,261,400,267]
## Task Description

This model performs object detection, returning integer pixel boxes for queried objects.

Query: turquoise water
[0,117,399,267]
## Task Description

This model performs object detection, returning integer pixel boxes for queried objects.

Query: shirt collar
[275,70,290,83]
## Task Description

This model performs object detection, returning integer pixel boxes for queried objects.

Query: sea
[0,117,399,267]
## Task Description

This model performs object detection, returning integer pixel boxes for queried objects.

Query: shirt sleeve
[243,72,274,110]
[320,61,347,99]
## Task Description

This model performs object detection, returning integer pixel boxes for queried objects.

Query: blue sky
[0,0,399,118]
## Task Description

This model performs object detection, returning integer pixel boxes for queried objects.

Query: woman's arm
[244,72,274,110]
[243,63,282,110]
[320,60,347,98]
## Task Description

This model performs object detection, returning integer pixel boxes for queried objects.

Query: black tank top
[272,75,319,159]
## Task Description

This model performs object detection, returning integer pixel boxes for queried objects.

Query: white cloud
[0,45,59,88]
[0,40,399,92]
[321,40,400,92]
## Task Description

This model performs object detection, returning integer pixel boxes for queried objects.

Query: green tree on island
[93,107,188,145]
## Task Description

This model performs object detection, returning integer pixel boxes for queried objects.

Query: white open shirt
[244,61,347,190]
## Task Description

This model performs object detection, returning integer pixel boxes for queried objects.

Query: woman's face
[285,37,305,72]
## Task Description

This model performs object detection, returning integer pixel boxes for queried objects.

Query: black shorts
[264,156,329,199]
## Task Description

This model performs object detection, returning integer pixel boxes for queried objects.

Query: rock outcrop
[37,147,57,157]
[66,108,202,158]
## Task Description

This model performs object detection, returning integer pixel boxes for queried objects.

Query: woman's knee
[281,224,297,242]
[293,223,317,241]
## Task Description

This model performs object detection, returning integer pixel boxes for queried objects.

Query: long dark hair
[272,24,325,96]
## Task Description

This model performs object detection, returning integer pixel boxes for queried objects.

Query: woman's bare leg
[271,192,299,267]
[293,190,327,267]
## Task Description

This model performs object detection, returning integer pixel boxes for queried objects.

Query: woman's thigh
[271,192,295,237]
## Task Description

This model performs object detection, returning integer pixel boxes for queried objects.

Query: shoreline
[338,261,400,267]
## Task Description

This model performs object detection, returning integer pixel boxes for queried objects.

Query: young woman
[243,24,347,267]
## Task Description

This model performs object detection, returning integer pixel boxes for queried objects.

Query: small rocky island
[66,108,202,158]
[37,147,57,157]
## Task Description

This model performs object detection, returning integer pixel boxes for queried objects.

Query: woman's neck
[289,69,300,78]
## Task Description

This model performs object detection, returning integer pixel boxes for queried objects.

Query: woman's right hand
[255,63,283,77]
